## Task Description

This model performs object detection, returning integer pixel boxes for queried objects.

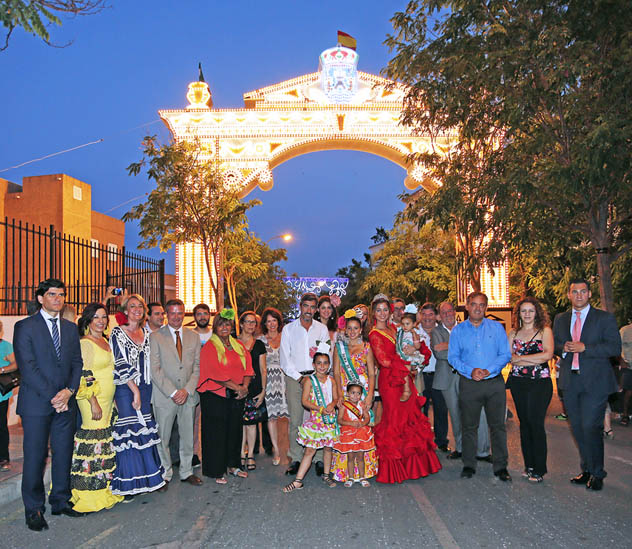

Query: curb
[0,463,50,507]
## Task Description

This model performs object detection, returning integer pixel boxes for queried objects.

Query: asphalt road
[0,398,630,549]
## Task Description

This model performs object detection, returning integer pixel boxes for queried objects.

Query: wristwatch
[66,387,75,396]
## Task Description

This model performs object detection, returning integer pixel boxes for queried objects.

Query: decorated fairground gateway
[159,43,509,312]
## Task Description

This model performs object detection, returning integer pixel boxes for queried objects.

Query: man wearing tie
[150,298,202,489]
[553,278,621,491]
[14,279,84,531]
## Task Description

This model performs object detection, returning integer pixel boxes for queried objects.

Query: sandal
[282,478,304,493]
[343,480,354,488]
[246,457,256,471]
[603,429,614,439]
[228,468,248,478]
[322,472,336,488]
[215,476,228,485]
[620,416,630,426]
[359,479,371,488]
[272,457,281,466]
[240,457,246,468]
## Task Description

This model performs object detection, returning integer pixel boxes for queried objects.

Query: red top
[197,339,254,397]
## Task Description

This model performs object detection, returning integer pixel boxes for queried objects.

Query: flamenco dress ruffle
[373,368,441,483]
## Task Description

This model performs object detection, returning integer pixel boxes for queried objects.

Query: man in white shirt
[415,303,449,452]
[192,303,212,346]
[280,293,330,475]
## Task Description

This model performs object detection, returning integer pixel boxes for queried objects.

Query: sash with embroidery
[309,374,338,430]
[343,399,363,420]
[336,341,375,425]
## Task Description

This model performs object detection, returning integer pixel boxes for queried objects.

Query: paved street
[0,397,630,548]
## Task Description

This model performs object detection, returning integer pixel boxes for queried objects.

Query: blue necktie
[49,318,61,361]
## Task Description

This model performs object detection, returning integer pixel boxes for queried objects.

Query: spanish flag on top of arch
[337,30,357,50]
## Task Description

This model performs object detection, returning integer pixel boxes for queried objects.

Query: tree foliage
[224,226,295,319]
[125,136,260,309]
[336,255,372,311]
[361,219,456,305]
[386,0,632,313]
[0,0,106,51]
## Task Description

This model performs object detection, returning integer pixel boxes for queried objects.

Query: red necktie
[571,311,581,370]
[175,330,183,361]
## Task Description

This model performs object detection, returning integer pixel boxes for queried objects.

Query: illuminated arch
[159,46,505,311]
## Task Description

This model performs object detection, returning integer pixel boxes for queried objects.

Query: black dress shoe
[446,451,462,460]
[461,466,475,478]
[51,506,85,517]
[586,476,603,491]
[285,461,300,475]
[476,455,493,463]
[570,472,591,485]
[315,461,325,477]
[494,468,512,482]
[26,511,48,531]
[437,444,450,453]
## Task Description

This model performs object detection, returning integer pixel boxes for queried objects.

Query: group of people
[8,276,626,532]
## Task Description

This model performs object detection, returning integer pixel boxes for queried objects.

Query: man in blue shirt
[448,292,512,481]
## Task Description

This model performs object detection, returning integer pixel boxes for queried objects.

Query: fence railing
[0,217,164,315]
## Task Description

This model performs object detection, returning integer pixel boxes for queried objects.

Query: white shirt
[570,305,591,336]
[166,324,183,347]
[40,308,61,346]
[280,318,330,381]
[415,325,436,373]
[195,329,212,346]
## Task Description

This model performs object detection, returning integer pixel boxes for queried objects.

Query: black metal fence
[0,217,165,315]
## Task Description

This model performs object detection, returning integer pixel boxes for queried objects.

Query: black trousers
[21,407,76,515]
[422,372,449,447]
[509,377,553,476]
[199,392,244,478]
[0,400,9,461]
[459,375,508,472]
[564,373,609,479]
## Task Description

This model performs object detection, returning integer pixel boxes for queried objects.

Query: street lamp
[266,233,293,244]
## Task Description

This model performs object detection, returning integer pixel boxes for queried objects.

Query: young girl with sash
[334,382,375,487]
[331,313,379,482]
[283,353,339,492]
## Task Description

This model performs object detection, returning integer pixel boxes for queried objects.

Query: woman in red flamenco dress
[368,294,442,483]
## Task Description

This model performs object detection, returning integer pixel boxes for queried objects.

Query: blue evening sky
[0,1,411,277]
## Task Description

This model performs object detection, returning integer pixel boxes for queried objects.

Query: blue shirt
[0,339,15,402]
[448,318,511,380]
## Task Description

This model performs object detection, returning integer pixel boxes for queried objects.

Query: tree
[361,219,456,304]
[336,255,372,311]
[224,226,295,321]
[370,226,390,245]
[1,0,106,51]
[125,136,260,310]
[386,0,632,312]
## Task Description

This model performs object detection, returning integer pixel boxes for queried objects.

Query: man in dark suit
[14,279,84,531]
[553,278,621,491]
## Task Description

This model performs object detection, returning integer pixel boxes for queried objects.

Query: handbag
[0,370,20,396]
[243,396,267,423]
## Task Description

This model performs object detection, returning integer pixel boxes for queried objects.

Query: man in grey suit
[150,299,202,489]
[553,278,621,491]
[431,301,491,461]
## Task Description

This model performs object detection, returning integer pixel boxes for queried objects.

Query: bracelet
[319,406,325,414]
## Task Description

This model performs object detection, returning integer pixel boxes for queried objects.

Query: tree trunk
[595,249,615,313]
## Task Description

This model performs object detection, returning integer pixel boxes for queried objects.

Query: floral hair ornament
[219,308,235,321]
[404,303,418,314]
[371,293,390,304]
[353,306,364,319]
[337,316,347,331]
[344,309,357,319]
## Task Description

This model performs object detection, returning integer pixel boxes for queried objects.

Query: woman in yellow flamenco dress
[70,303,123,512]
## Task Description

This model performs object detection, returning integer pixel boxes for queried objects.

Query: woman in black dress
[238,311,267,471]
